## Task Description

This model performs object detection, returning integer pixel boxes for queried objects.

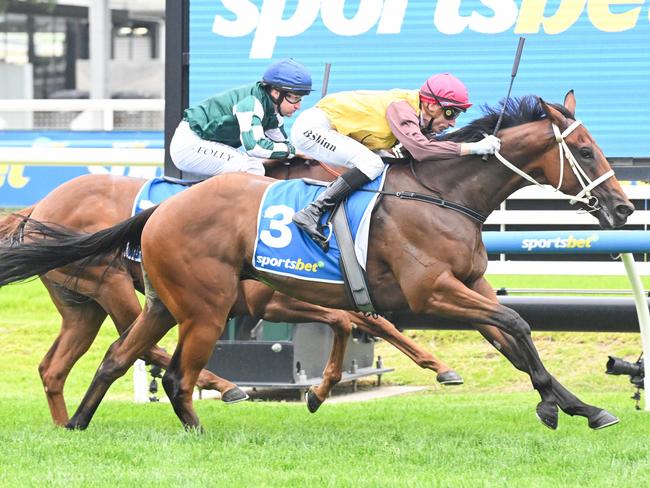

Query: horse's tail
[0,205,36,243]
[0,206,158,287]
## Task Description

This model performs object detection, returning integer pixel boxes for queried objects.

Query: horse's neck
[409,120,552,218]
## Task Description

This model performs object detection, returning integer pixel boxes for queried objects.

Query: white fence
[0,98,165,166]
[0,98,165,131]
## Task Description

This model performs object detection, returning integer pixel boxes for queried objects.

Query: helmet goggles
[420,92,466,121]
[282,92,304,104]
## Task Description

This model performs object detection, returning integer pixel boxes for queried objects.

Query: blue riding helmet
[262,58,313,95]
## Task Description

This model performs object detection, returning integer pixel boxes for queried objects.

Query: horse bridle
[492,120,615,211]
[358,119,615,223]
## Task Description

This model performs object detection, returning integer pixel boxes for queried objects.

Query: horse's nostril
[616,203,634,217]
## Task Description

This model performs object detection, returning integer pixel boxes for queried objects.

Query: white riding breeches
[290,108,385,180]
[169,121,265,177]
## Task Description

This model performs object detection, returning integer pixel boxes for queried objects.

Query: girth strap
[331,203,376,313]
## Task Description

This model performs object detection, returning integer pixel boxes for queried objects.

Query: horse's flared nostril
[614,203,635,224]
[616,203,635,218]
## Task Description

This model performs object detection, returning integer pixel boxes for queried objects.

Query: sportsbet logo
[213,0,650,59]
[256,255,325,273]
[521,234,599,251]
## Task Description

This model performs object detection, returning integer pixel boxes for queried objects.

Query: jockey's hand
[463,135,501,156]
[390,143,406,159]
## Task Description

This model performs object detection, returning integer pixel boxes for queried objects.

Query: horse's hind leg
[66,297,177,430]
[162,317,232,430]
[471,278,618,430]
[145,343,248,404]
[349,312,463,385]
[100,273,247,404]
[162,302,237,430]
[39,279,107,425]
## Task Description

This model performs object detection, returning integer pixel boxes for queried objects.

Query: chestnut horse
[0,93,634,431]
[0,163,460,425]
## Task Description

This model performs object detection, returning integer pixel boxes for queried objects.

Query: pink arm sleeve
[386,101,461,161]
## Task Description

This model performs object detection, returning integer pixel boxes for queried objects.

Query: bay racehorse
[0,163,460,425]
[0,92,634,431]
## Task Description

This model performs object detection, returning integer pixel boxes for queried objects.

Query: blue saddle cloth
[132,177,188,215]
[253,170,386,283]
[128,177,189,260]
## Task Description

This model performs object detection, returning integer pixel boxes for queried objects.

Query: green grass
[0,277,649,487]
[1,393,649,487]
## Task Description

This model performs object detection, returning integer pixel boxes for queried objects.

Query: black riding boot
[292,168,371,251]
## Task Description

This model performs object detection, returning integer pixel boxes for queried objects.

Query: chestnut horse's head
[536,91,634,228]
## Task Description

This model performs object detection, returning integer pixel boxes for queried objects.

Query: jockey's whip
[316,62,342,176]
[483,36,526,161]
[321,63,332,99]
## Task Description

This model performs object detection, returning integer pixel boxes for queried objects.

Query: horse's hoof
[436,370,464,385]
[184,424,205,434]
[306,389,323,413]
[221,387,249,404]
[64,420,87,431]
[535,401,559,430]
[588,409,620,430]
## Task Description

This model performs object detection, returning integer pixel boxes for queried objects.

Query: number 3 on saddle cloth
[126,171,387,281]
[254,168,387,284]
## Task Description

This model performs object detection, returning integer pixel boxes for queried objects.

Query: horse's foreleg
[39,280,107,426]
[66,297,176,430]
[308,312,351,412]
[349,312,463,385]
[411,271,558,427]
[471,278,618,429]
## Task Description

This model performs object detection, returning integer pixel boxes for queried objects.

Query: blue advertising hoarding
[0,131,163,207]
[189,0,650,158]
[3,1,649,207]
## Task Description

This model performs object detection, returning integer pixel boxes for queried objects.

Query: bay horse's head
[535,91,634,228]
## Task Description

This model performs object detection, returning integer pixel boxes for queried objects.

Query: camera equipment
[606,354,644,409]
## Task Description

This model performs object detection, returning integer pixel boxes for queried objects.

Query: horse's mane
[440,95,573,143]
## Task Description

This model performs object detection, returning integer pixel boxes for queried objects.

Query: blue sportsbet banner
[3,2,649,207]
[483,230,650,254]
[0,131,163,207]
[190,0,650,158]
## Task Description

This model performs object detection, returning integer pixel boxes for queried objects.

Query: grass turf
[0,277,648,487]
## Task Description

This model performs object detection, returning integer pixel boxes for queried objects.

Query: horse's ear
[563,90,576,116]
[538,96,567,127]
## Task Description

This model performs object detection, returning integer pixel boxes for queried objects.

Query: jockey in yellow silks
[291,73,501,251]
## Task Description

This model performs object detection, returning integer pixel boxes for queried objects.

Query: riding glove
[465,135,501,155]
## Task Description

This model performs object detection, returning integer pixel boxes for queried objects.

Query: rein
[391,190,486,223]
[352,118,614,223]
[356,163,487,224]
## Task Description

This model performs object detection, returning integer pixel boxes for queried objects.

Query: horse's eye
[579,147,594,159]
